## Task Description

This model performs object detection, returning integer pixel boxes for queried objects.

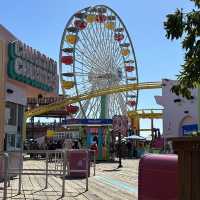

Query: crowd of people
[24,138,82,159]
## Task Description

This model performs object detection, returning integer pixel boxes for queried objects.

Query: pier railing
[0,149,96,199]
[0,153,8,200]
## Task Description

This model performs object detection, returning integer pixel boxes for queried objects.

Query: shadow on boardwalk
[0,159,139,200]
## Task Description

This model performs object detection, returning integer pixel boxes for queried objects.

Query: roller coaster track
[128,109,163,119]
[25,82,162,118]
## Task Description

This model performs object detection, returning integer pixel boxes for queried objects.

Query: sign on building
[62,118,113,125]
[27,96,65,106]
[112,115,128,136]
[7,40,59,93]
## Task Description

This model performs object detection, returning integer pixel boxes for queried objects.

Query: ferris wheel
[59,5,139,119]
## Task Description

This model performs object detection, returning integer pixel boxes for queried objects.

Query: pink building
[0,24,59,152]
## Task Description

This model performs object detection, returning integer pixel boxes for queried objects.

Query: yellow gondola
[62,81,74,89]
[105,22,115,30]
[86,15,96,23]
[121,49,130,56]
[65,35,78,45]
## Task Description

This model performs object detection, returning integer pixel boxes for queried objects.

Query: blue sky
[1,0,195,134]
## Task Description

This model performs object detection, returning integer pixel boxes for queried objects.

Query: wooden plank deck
[0,159,139,200]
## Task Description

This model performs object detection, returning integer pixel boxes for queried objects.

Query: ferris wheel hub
[88,69,122,84]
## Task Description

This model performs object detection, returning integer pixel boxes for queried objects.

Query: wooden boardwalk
[0,159,139,200]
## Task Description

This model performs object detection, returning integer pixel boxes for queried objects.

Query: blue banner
[182,124,198,135]
[62,118,112,125]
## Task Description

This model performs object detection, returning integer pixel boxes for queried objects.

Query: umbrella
[124,135,146,141]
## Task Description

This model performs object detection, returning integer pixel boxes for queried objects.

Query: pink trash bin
[138,154,178,200]
[68,150,90,178]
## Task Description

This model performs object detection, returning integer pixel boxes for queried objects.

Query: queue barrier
[68,149,90,178]
[0,149,96,200]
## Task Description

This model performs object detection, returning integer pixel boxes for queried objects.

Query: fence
[0,153,8,200]
[0,149,96,200]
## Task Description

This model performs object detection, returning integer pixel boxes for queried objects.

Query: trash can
[67,149,90,178]
[138,154,178,200]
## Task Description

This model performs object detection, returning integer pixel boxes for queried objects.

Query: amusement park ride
[25,5,162,137]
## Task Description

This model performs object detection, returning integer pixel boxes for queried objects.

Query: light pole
[118,129,123,168]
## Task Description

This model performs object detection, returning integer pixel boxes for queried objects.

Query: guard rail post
[45,151,49,189]
[62,150,67,197]
[3,153,8,200]
[86,150,89,191]
[93,150,96,176]
[18,152,23,194]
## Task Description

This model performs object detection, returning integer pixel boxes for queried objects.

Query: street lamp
[117,129,123,168]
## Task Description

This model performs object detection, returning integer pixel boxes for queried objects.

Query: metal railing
[0,148,96,199]
[0,153,9,200]
[90,150,96,176]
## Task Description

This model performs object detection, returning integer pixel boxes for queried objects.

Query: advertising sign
[7,40,59,93]
[62,118,112,125]
[112,115,128,136]
[27,96,65,105]
[182,124,198,136]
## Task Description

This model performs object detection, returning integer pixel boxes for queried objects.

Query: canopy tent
[124,135,146,141]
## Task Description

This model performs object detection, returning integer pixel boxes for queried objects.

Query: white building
[155,79,198,139]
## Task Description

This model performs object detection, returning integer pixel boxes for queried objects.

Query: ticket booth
[63,119,112,161]
[86,126,109,160]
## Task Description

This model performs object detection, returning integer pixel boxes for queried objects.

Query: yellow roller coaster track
[25,82,162,118]
[128,109,163,119]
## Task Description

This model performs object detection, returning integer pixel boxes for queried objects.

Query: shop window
[7,134,16,149]
[18,104,24,135]
[6,102,17,126]
[16,134,21,148]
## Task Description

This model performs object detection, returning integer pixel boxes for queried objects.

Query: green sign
[7,40,58,92]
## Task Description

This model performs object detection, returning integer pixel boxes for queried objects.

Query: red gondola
[125,66,135,72]
[127,100,136,107]
[65,105,79,113]
[61,56,73,65]
[114,33,124,42]
[74,20,87,30]
[96,15,107,23]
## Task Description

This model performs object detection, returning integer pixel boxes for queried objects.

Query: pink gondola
[114,33,124,42]
[127,100,136,107]
[65,105,79,113]
[61,56,73,65]
[74,20,87,30]
[125,66,135,72]
[96,15,107,23]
